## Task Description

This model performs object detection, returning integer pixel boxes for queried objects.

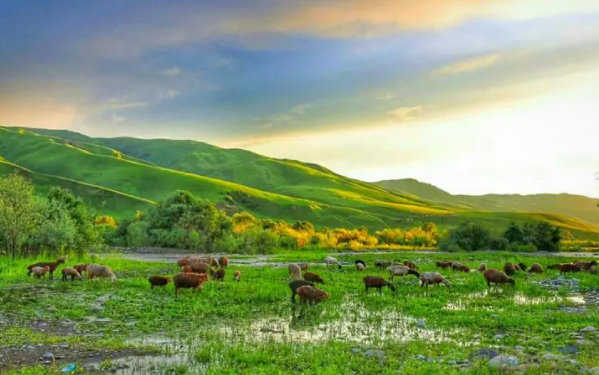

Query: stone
[470,348,500,361]
[581,326,596,333]
[351,347,362,354]
[364,349,386,360]
[557,345,579,354]
[588,367,599,374]
[488,355,519,369]
[515,345,525,352]
[576,340,592,346]
[416,320,426,328]
[494,334,506,340]
[416,354,427,361]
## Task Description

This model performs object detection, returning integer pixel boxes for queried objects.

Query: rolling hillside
[376,179,599,229]
[1,126,598,238]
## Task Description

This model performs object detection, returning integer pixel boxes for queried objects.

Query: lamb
[87,264,117,282]
[477,263,487,273]
[558,264,580,274]
[303,272,325,284]
[27,257,66,280]
[517,262,527,272]
[289,264,302,280]
[387,265,419,281]
[355,260,367,269]
[61,267,81,282]
[148,276,171,289]
[484,269,515,287]
[173,273,209,296]
[218,256,229,267]
[296,285,329,305]
[74,263,88,276]
[403,261,418,270]
[419,272,452,288]
[436,261,453,269]
[528,263,543,274]
[214,268,226,282]
[363,276,396,294]
[374,259,392,268]
[234,270,241,282]
[297,262,308,271]
[325,256,342,270]
[289,280,314,303]
[31,266,50,279]
[503,262,517,276]
[356,263,366,272]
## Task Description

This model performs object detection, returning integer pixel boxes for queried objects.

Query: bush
[490,237,511,251]
[443,221,492,252]
[512,243,537,253]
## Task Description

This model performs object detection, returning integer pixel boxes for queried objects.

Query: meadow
[1,251,598,374]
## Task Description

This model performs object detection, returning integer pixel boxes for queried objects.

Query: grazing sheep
[574,260,598,272]
[289,264,302,280]
[27,257,66,280]
[528,263,543,274]
[296,285,329,305]
[590,266,598,275]
[214,268,226,282]
[451,262,463,271]
[503,262,517,276]
[303,271,325,284]
[403,261,418,270]
[87,264,117,282]
[218,256,229,268]
[74,263,88,276]
[484,269,515,287]
[289,280,315,303]
[325,256,342,270]
[419,272,452,288]
[177,257,191,267]
[210,258,220,268]
[182,266,193,273]
[355,260,367,269]
[436,261,453,269]
[455,265,471,273]
[547,264,561,270]
[31,266,50,279]
[374,259,392,268]
[558,264,580,275]
[297,262,308,271]
[517,262,527,272]
[356,263,366,272]
[189,262,215,276]
[148,276,171,289]
[234,270,241,282]
[61,267,81,282]
[477,263,487,273]
[387,265,419,281]
[363,276,396,295]
[173,273,209,296]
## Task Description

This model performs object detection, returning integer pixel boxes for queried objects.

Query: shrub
[490,237,511,251]
[443,221,492,251]
[512,243,537,253]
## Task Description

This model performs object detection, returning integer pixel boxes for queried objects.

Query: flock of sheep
[25,255,597,303]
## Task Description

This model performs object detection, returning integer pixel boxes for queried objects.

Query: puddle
[444,291,586,311]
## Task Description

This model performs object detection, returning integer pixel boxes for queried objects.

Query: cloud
[105,99,148,109]
[430,54,500,77]
[164,67,181,76]
[387,106,431,121]
[162,89,179,99]
[111,114,126,125]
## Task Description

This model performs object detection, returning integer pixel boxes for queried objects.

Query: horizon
[1,1,599,197]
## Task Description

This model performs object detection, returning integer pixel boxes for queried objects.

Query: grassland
[1,251,598,374]
[2,126,598,239]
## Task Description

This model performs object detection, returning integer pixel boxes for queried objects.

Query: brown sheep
[289,280,314,303]
[87,264,117,282]
[173,273,209,296]
[74,263,88,276]
[436,261,453,269]
[455,265,471,273]
[419,272,451,288]
[218,256,229,267]
[484,269,515,287]
[296,285,329,305]
[27,257,66,280]
[189,262,215,276]
[451,262,463,271]
[517,262,527,272]
[31,266,50,279]
[61,267,81,282]
[574,260,598,271]
[182,265,193,273]
[214,268,225,282]
[528,263,543,274]
[558,264,580,274]
[177,257,191,267]
[503,262,517,276]
[288,264,302,280]
[303,272,325,284]
[363,276,396,294]
[403,261,418,270]
[477,263,487,273]
[234,270,241,282]
[547,264,561,270]
[148,276,171,289]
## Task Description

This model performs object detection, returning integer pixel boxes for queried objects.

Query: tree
[0,173,40,258]
[532,221,561,252]
[503,222,524,244]
[442,221,492,252]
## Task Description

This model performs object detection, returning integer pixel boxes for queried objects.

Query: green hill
[1,126,598,238]
[376,178,599,229]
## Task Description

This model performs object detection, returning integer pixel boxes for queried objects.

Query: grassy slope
[3,127,598,237]
[376,179,599,229]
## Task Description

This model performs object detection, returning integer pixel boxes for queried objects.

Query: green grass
[1,251,598,374]
[2,126,598,238]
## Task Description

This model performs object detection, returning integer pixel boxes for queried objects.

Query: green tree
[0,173,41,258]
[442,221,492,252]
[503,222,524,244]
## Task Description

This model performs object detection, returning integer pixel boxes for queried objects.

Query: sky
[1,0,599,197]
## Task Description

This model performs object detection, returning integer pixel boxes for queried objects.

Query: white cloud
[105,99,147,109]
[431,54,500,77]
[387,106,430,121]
[164,67,181,76]
[111,114,126,124]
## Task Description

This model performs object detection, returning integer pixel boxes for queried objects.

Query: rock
[364,349,386,360]
[494,334,506,340]
[447,360,457,365]
[416,354,427,361]
[576,340,592,346]
[515,345,525,352]
[557,345,579,354]
[488,355,519,369]
[588,367,599,374]
[581,326,596,333]
[41,352,55,365]
[351,347,362,354]
[470,348,500,361]
[416,320,426,328]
